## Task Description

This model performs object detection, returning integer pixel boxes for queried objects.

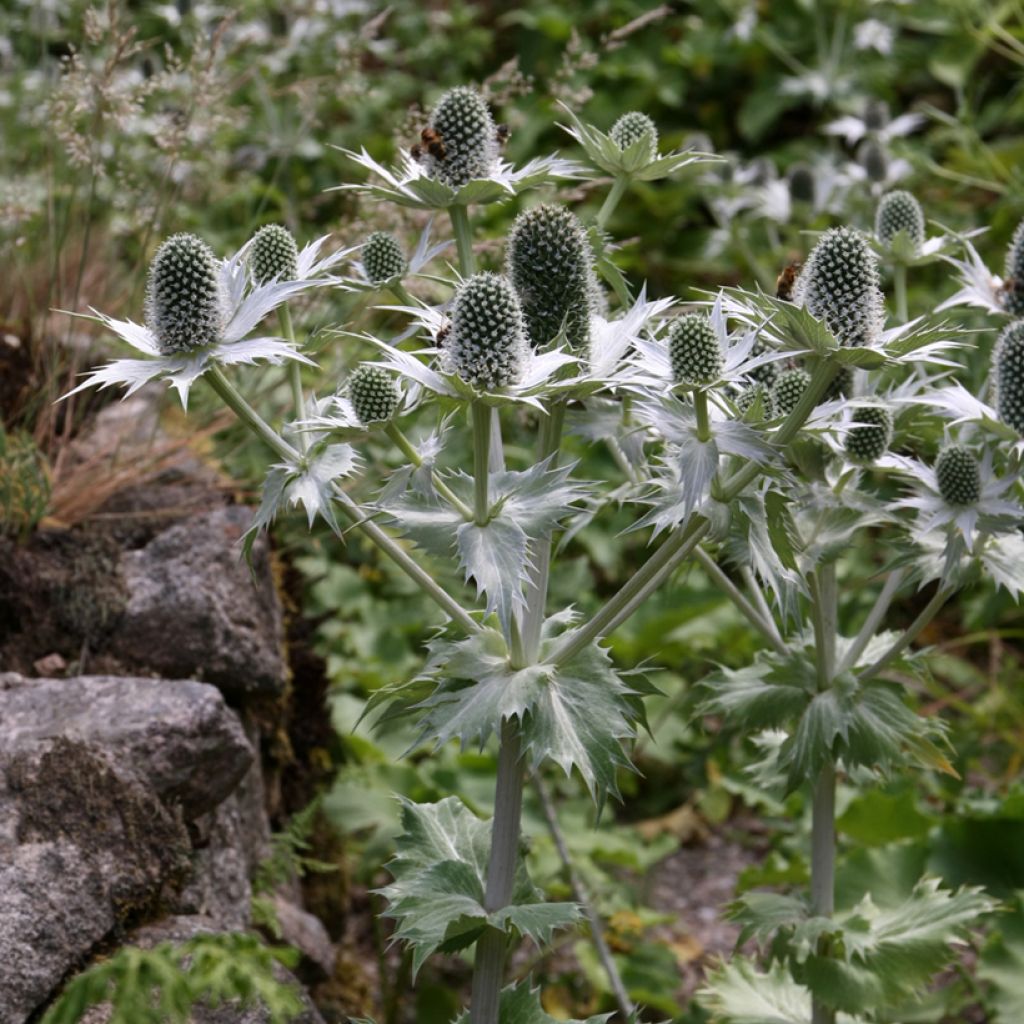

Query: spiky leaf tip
[994,320,1024,434]
[506,203,597,351]
[935,444,981,506]
[771,367,811,417]
[349,364,399,425]
[668,313,722,387]
[145,233,226,355]
[423,86,497,188]
[845,403,893,463]
[249,224,299,284]
[362,231,407,284]
[875,190,925,252]
[447,272,527,390]
[1002,219,1024,317]
[609,111,658,161]
[794,226,884,348]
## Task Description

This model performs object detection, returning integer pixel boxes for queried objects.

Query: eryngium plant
[875,189,925,252]
[249,224,299,284]
[609,110,658,161]
[994,320,1024,434]
[361,231,407,285]
[69,87,1020,1024]
[1002,219,1024,316]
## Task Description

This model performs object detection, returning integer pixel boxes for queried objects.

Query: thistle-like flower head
[794,226,884,348]
[875,190,924,254]
[771,367,811,417]
[348,364,400,425]
[362,231,408,285]
[446,272,528,390]
[668,313,723,387]
[858,139,888,183]
[935,444,982,506]
[735,382,774,420]
[610,111,658,162]
[145,233,227,355]
[1002,219,1024,317]
[248,224,299,284]
[845,402,893,463]
[422,86,498,189]
[506,203,597,352]
[994,320,1024,435]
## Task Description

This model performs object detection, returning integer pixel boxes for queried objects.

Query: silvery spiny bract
[994,320,1024,435]
[668,313,723,386]
[422,86,497,189]
[876,190,925,251]
[609,111,658,162]
[362,231,408,285]
[935,444,982,506]
[795,226,884,347]
[845,403,893,463]
[446,272,527,390]
[249,224,299,284]
[1002,219,1024,316]
[348,364,399,425]
[771,367,810,417]
[506,203,597,352]
[145,233,226,355]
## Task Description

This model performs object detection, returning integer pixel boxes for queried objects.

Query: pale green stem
[449,204,476,277]
[894,262,909,324]
[837,569,906,675]
[388,280,418,308]
[857,587,952,682]
[596,175,630,230]
[203,366,480,635]
[694,547,785,654]
[383,421,473,520]
[277,305,307,454]
[742,566,776,629]
[472,402,492,525]
[469,719,525,1024]
[694,389,712,443]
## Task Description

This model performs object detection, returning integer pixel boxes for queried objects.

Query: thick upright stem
[596,175,629,230]
[472,402,492,525]
[470,719,525,1024]
[278,305,308,455]
[694,389,712,443]
[449,204,476,277]
[894,262,909,324]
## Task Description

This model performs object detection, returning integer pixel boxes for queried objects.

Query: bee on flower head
[775,261,802,301]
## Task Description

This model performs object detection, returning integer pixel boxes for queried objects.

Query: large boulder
[107,505,287,697]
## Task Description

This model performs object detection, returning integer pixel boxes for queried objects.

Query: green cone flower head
[249,224,299,284]
[348,365,399,425]
[736,383,773,419]
[145,233,226,355]
[795,226,884,348]
[845,403,893,463]
[771,367,811,417]
[935,444,981,506]
[875,191,924,253]
[609,111,658,162]
[668,313,723,387]
[787,162,815,205]
[858,140,888,183]
[864,99,890,132]
[423,87,498,189]
[506,203,597,351]
[1002,219,1024,317]
[362,231,407,284]
[824,365,855,402]
[994,320,1024,434]
[446,272,527,390]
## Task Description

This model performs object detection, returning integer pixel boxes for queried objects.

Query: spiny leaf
[453,980,613,1024]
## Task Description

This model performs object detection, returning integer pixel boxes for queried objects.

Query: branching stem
[384,421,473,520]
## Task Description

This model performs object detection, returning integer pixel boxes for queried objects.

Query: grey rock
[0,673,253,821]
[269,896,336,979]
[0,739,191,1024]
[107,505,287,696]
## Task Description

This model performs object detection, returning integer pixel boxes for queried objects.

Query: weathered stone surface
[269,896,336,980]
[0,739,191,1024]
[0,673,253,820]
[76,916,326,1024]
[107,505,287,696]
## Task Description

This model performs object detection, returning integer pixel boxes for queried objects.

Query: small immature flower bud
[824,365,855,402]
[507,204,596,351]
[146,233,225,355]
[447,272,527,390]
[935,444,981,506]
[994,320,1024,435]
[844,403,893,463]
[771,367,811,417]
[668,313,723,387]
[787,162,815,205]
[736,383,773,419]
[863,99,890,132]
[858,140,888,184]
[875,190,925,252]
[362,231,407,284]
[249,224,299,284]
[1002,219,1024,317]
[423,86,497,188]
[795,226,884,348]
[348,365,399,425]
[610,111,658,162]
